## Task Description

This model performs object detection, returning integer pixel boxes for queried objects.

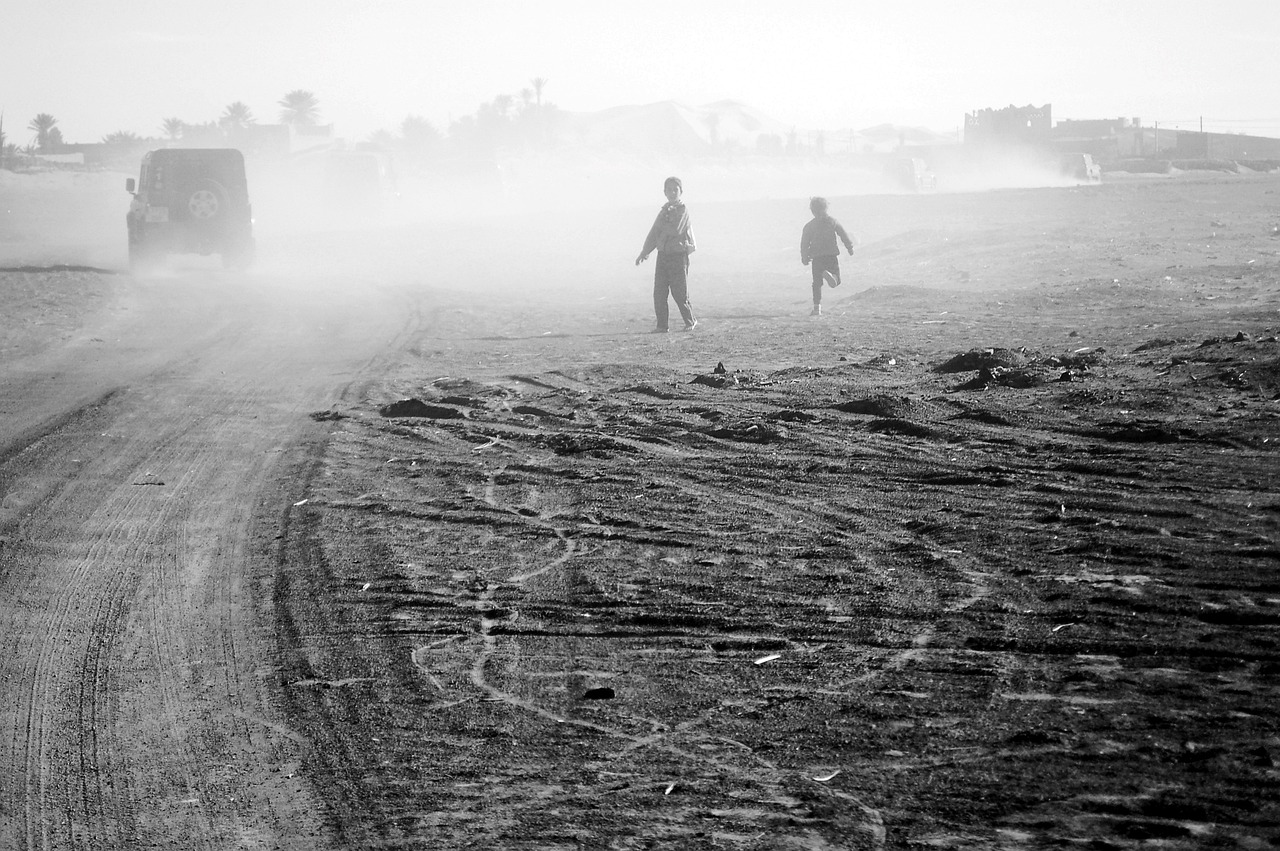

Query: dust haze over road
[0,224,422,848]
[0,160,494,847]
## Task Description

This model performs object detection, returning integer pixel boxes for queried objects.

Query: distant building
[964,104,1052,146]
[1170,130,1280,161]
[287,123,336,154]
[1051,116,1143,160]
[60,140,150,169]
[1050,115,1280,162]
[33,152,86,166]
[220,123,293,159]
[1053,117,1136,138]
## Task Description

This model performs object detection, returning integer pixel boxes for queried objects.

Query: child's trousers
[810,255,841,304]
[654,251,695,330]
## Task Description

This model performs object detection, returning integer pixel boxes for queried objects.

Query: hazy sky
[5,0,1279,145]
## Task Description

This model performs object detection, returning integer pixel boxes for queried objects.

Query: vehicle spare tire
[186,179,227,222]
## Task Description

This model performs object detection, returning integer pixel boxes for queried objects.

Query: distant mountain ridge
[560,99,791,154]
[559,100,951,156]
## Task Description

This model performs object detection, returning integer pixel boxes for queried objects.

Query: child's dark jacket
[801,214,854,264]
[640,201,696,258]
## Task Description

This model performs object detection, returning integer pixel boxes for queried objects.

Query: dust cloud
[0,146,1085,305]
[238,147,1080,302]
[0,170,126,270]
[239,153,867,300]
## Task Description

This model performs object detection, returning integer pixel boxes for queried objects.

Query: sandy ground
[1,166,1278,849]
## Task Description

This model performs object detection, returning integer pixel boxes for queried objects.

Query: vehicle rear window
[149,151,246,191]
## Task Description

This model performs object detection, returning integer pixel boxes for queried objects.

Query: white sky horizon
[4,0,1280,146]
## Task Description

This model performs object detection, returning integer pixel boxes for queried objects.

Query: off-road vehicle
[125,148,254,271]
[888,157,938,192]
[1060,152,1102,183]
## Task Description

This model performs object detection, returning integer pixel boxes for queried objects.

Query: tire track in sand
[1,270,415,850]
[3,372,292,848]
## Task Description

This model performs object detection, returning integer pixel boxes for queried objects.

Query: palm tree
[401,114,437,141]
[400,115,440,157]
[161,117,185,141]
[27,113,58,152]
[220,101,254,130]
[102,130,141,145]
[278,90,319,127]
[531,77,547,107]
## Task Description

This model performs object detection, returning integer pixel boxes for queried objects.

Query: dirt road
[0,260,416,849]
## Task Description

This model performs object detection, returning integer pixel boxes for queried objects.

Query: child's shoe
[810,305,822,316]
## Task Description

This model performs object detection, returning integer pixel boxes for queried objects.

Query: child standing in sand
[636,176,698,333]
[800,196,857,316]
